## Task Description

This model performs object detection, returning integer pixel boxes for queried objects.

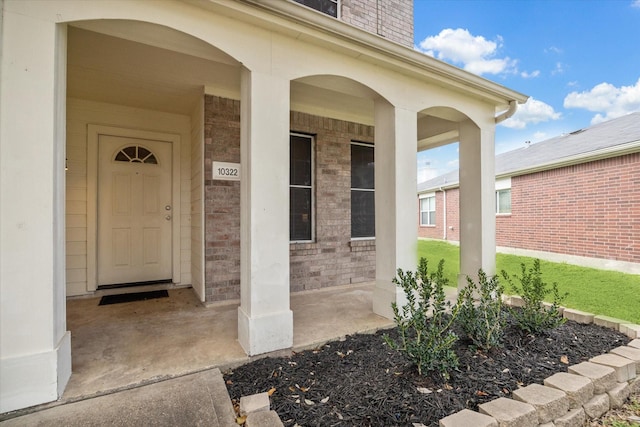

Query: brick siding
[340,0,413,47]
[419,153,640,264]
[204,96,241,302]
[204,95,376,302]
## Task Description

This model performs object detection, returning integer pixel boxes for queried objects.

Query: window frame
[419,193,436,226]
[289,132,315,243]
[350,141,375,240]
[495,177,512,215]
[293,0,340,18]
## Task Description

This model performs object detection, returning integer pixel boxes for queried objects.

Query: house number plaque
[212,161,241,181]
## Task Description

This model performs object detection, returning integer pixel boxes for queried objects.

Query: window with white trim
[495,177,512,214]
[290,133,314,241]
[351,142,374,238]
[420,195,436,226]
[293,0,338,17]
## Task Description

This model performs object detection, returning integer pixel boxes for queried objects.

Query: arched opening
[417,106,497,289]
[64,19,247,399]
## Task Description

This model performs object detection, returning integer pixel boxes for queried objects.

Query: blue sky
[414,0,640,182]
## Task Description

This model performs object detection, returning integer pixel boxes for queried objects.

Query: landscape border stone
[436,296,640,427]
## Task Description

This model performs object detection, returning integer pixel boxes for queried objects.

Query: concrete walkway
[0,369,236,426]
[1,283,398,424]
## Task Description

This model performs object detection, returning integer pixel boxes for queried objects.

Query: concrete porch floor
[63,283,395,402]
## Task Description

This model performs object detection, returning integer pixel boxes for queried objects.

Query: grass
[417,240,640,324]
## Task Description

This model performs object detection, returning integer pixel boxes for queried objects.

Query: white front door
[97,135,173,286]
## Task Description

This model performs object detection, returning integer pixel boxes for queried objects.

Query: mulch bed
[224,318,630,426]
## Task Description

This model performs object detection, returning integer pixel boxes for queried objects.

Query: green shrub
[384,258,459,377]
[456,269,506,351]
[501,259,567,334]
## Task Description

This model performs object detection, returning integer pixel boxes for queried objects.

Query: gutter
[495,100,518,124]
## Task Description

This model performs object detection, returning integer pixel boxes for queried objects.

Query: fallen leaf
[444,383,453,390]
[416,387,432,394]
[476,390,488,396]
[560,355,569,364]
[267,387,276,396]
[235,415,247,425]
[226,380,233,385]
[289,386,296,392]
[320,396,329,403]
[336,412,343,420]
[295,399,300,404]
[305,399,314,406]
[502,368,510,373]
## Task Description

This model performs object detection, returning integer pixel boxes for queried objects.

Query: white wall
[66,98,192,295]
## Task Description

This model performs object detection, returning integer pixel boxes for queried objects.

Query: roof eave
[190,0,528,106]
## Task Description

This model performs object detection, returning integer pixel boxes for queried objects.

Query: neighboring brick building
[418,113,640,273]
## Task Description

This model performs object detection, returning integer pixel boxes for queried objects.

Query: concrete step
[0,368,236,427]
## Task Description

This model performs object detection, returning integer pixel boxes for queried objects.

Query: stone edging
[439,298,640,427]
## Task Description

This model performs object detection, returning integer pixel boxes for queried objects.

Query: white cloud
[545,46,563,54]
[500,98,562,129]
[564,77,640,124]
[551,62,565,75]
[521,70,540,79]
[417,28,517,76]
[632,0,640,8]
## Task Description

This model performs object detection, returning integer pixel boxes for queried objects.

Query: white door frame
[87,125,181,292]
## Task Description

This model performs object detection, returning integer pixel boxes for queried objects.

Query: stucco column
[458,119,496,289]
[372,101,418,319]
[0,13,71,412]
[238,67,293,355]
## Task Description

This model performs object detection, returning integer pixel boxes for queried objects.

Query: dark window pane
[115,151,129,162]
[351,144,374,189]
[290,187,312,241]
[123,146,137,158]
[290,135,312,186]
[145,154,158,164]
[293,0,338,17]
[351,190,375,238]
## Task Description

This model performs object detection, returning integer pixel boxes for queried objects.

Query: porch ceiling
[67,24,241,115]
[67,22,377,123]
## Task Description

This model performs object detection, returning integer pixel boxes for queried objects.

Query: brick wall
[417,189,460,241]
[498,153,640,263]
[419,153,640,265]
[204,96,241,302]
[203,95,376,302]
[289,111,376,292]
[341,0,413,47]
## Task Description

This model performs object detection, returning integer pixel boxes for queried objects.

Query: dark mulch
[224,319,630,426]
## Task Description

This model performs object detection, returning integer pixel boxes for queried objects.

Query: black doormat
[99,290,169,306]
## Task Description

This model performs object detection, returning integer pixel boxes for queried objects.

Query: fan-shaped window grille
[114,146,158,164]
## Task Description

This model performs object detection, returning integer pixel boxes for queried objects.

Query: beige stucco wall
[66,98,193,296]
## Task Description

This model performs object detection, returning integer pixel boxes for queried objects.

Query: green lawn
[417,240,640,324]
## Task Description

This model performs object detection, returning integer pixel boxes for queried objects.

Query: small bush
[384,258,459,377]
[456,269,506,351]
[501,259,567,334]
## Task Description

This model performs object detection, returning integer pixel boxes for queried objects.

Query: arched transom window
[114,145,158,164]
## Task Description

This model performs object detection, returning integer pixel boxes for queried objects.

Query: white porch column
[458,119,496,289]
[238,67,293,355]
[0,13,71,412]
[372,101,418,319]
